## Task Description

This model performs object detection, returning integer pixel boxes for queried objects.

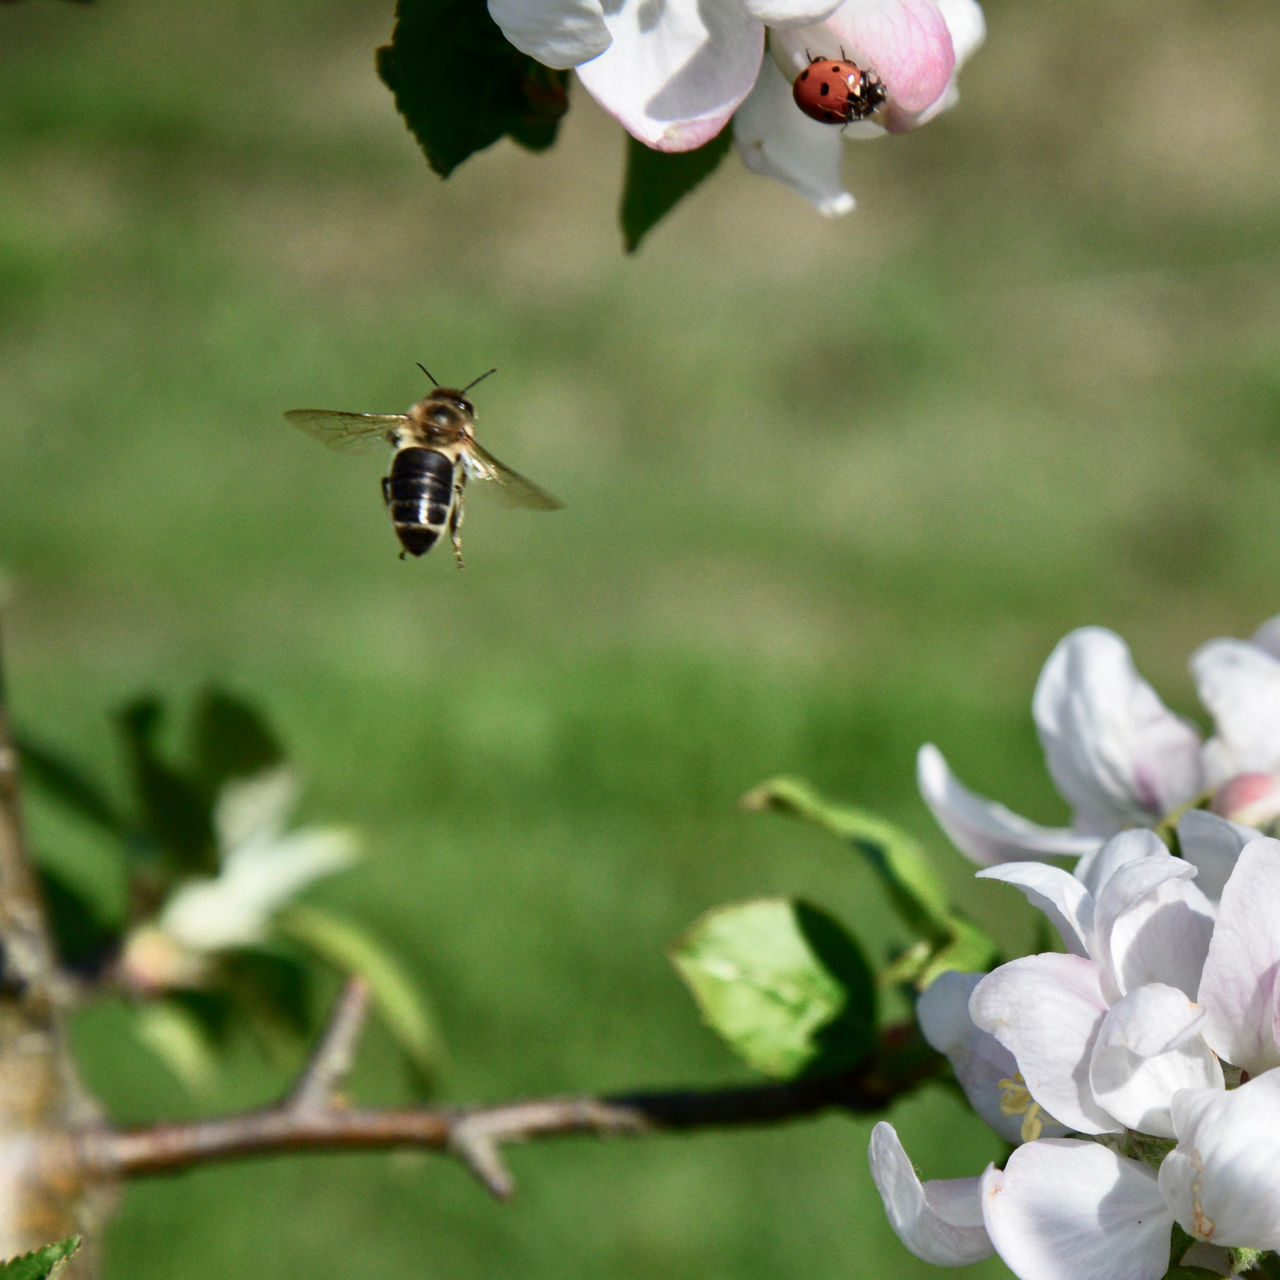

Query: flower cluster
[487,0,984,214]
[871,616,1280,1279]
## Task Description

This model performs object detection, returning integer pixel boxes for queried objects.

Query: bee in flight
[285,365,561,566]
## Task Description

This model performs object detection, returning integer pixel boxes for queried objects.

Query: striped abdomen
[382,446,458,557]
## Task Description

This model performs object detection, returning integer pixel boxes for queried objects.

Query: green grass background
[3,0,1280,1275]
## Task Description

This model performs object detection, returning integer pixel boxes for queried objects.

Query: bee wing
[464,440,563,510]
[284,410,404,454]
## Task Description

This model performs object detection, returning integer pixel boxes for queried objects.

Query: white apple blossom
[919,615,1280,866]
[487,0,983,213]
[870,828,1280,1278]
[120,768,358,991]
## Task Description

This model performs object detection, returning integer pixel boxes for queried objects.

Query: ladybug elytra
[791,53,886,126]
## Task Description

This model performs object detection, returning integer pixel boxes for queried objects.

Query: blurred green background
[3,0,1280,1275]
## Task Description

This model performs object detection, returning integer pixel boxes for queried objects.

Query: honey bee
[286,365,561,566]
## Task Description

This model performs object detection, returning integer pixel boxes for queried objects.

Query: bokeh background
[3,0,1280,1275]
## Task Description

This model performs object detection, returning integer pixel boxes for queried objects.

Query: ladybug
[792,53,886,126]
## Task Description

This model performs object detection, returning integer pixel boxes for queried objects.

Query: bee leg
[449,482,466,569]
[381,476,393,506]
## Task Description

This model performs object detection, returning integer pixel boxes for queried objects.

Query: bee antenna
[462,368,497,394]
[416,362,439,386]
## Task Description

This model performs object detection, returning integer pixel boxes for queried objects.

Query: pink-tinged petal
[820,0,954,113]
[576,0,764,150]
[867,1123,994,1265]
[1176,809,1253,904]
[919,970,1060,1143]
[1162,1071,1280,1249]
[1073,828,1170,903]
[1197,837,1280,1074]
[918,744,1100,866]
[985,1140,1173,1280]
[1210,772,1280,827]
[977,861,1093,956]
[1193,638,1280,783]
[970,954,1120,1134]
[933,0,984,67]
[1088,984,1222,1138]
[732,57,855,215]
[1033,628,1205,834]
[1094,854,1214,1000]
[488,0,611,68]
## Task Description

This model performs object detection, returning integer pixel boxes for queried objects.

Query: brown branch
[76,1021,944,1200]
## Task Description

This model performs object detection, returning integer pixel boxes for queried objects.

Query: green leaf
[223,945,314,1039]
[278,904,445,1091]
[0,1237,81,1280]
[190,687,283,792]
[115,697,214,872]
[17,735,127,836]
[621,130,733,252]
[742,776,999,986]
[671,897,875,1079]
[743,776,955,939]
[377,0,569,179]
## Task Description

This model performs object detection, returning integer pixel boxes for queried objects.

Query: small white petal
[733,57,854,215]
[577,0,763,150]
[977,861,1092,955]
[867,1122,994,1265]
[1197,837,1280,1074]
[970,954,1120,1134]
[487,0,611,67]
[1193,638,1280,783]
[1162,1071,1280,1249]
[213,767,298,852]
[1175,809,1252,904]
[743,0,840,28]
[1072,828,1169,902]
[985,1140,1173,1280]
[919,970,1059,1142]
[1088,984,1222,1138]
[917,744,1100,866]
[1093,853,1214,1000]
[1033,628,1204,833]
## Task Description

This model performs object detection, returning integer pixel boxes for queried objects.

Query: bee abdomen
[383,447,456,557]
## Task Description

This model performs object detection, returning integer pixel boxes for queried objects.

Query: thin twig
[286,977,371,1113]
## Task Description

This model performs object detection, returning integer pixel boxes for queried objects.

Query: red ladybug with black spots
[792,53,886,126]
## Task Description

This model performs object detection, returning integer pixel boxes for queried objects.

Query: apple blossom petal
[976,862,1092,956]
[970,954,1120,1134]
[1093,853,1213,999]
[819,0,954,113]
[1072,828,1169,902]
[1088,984,1222,1138]
[933,0,984,67]
[1162,1071,1280,1250]
[1193,638,1280,783]
[867,1123,994,1265]
[576,0,764,150]
[918,744,1101,866]
[742,0,840,29]
[1175,809,1252,905]
[919,970,1040,1142]
[985,1140,1173,1280]
[487,0,611,68]
[1197,837,1280,1074]
[1033,628,1205,835]
[732,57,854,215]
